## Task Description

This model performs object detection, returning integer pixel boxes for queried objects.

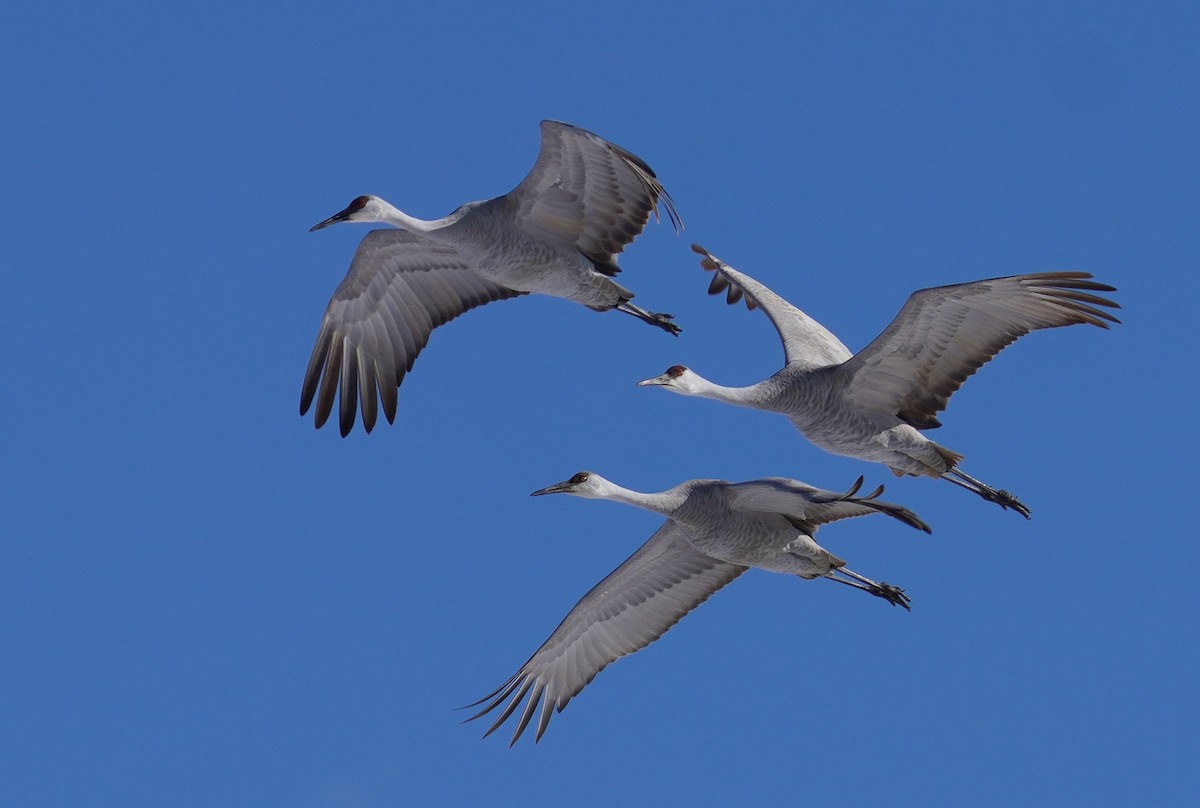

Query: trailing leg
[617,301,681,335]
[824,567,911,610]
[944,468,1031,519]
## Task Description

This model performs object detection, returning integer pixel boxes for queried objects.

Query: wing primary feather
[1035,286,1122,310]
[511,683,545,746]
[534,689,556,743]
[338,346,359,438]
[356,347,378,433]
[377,357,399,425]
[608,141,682,232]
[463,672,521,713]
[873,500,932,533]
[299,327,332,416]
[1033,293,1122,326]
[483,677,533,739]
[313,336,343,430]
[1023,271,1116,290]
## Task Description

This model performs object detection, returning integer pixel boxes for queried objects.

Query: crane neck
[687,375,781,412]
[596,481,689,518]
[373,202,442,234]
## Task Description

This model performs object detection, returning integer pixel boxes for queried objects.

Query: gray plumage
[302,121,682,436]
[637,245,1121,518]
[467,471,929,745]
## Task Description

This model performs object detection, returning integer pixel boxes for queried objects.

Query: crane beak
[309,214,343,232]
[309,204,356,232]
[531,480,575,497]
[635,373,670,387]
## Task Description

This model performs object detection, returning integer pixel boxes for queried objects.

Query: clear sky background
[3,3,1197,806]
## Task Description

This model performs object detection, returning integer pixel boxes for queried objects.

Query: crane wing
[466,520,744,745]
[834,273,1120,430]
[727,477,931,534]
[691,245,853,368]
[300,229,525,436]
[505,120,681,276]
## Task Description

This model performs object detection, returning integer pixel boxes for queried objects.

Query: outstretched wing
[466,520,745,745]
[835,272,1120,430]
[300,229,525,436]
[505,120,681,276]
[727,476,931,534]
[692,245,853,368]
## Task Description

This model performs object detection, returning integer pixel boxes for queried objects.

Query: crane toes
[943,471,1032,519]
[985,488,1031,519]
[648,311,682,336]
[870,582,912,610]
[995,490,1031,519]
[615,302,682,335]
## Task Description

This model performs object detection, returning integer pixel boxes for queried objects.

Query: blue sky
[3,3,1197,806]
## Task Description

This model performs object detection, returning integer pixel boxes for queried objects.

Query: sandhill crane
[468,471,929,745]
[638,245,1121,518]
[301,120,682,436]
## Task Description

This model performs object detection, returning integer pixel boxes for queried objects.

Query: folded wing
[727,476,931,534]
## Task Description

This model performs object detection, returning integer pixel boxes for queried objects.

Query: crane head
[310,195,380,231]
[635,364,699,394]
[531,471,608,499]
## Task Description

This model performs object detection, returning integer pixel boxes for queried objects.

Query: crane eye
[666,365,687,377]
[569,472,590,484]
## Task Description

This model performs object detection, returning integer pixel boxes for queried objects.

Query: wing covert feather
[507,121,681,275]
[467,521,744,744]
[835,272,1120,428]
[300,229,524,435]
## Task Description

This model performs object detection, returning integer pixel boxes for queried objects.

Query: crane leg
[616,301,682,336]
[943,469,1031,519]
[824,567,911,610]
